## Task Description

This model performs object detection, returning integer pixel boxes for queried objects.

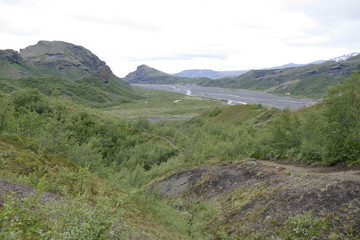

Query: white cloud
[0,0,359,77]
[73,15,162,32]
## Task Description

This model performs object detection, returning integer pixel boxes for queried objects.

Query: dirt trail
[256,159,360,181]
[143,131,176,147]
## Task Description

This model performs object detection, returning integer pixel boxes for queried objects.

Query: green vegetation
[0,76,135,107]
[0,70,359,239]
[149,72,359,165]
[126,56,360,99]
[123,64,201,84]
[0,88,200,239]
[103,86,225,118]
[0,41,136,108]
[199,56,360,99]
[322,71,360,165]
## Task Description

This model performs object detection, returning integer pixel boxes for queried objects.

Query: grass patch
[102,86,225,118]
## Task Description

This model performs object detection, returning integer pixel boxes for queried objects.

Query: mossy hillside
[0,134,191,239]
[19,41,106,77]
[0,76,135,107]
[0,92,201,239]
[200,56,360,99]
[123,64,198,84]
[1,41,136,105]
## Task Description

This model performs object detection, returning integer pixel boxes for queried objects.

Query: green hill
[19,41,110,80]
[199,55,360,99]
[123,64,206,84]
[0,69,359,239]
[1,41,359,239]
[0,41,135,106]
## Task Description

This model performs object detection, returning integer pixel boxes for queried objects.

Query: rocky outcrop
[90,65,113,83]
[123,65,153,83]
[123,64,190,84]
[0,50,23,64]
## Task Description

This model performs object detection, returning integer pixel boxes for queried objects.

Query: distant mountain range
[172,63,308,79]
[124,53,360,99]
[171,53,359,79]
[173,69,248,79]
[200,54,360,99]
[329,52,360,62]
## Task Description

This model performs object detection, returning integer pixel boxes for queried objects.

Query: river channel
[132,84,317,110]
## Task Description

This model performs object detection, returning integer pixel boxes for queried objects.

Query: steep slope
[0,134,186,240]
[19,40,116,83]
[200,55,360,98]
[0,41,135,106]
[151,160,360,239]
[0,49,42,78]
[123,64,204,84]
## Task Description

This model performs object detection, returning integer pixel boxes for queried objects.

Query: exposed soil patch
[151,159,360,238]
[0,180,61,206]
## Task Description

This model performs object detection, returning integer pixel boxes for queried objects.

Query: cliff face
[0,49,23,64]
[0,50,31,78]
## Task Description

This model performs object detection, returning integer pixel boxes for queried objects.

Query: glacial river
[132,84,317,110]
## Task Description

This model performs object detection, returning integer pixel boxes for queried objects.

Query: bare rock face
[90,65,113,83]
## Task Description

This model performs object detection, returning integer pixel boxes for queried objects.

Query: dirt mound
[151,160,360,238]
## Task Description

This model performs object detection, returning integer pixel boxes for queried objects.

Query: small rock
[276,166,286,171]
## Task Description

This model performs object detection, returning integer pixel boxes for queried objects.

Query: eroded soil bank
[151,159,360,239]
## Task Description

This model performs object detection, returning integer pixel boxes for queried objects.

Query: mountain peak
[329,52,360,62]
[123,65,186,84]
[20,40,106,71]
[138,64,150,68]
[18,40,114,82]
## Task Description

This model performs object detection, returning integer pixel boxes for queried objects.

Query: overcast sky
[1,0,359,77]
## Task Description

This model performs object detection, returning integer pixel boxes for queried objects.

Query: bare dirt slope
[0,180,62,206]
[151,159,360,239]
